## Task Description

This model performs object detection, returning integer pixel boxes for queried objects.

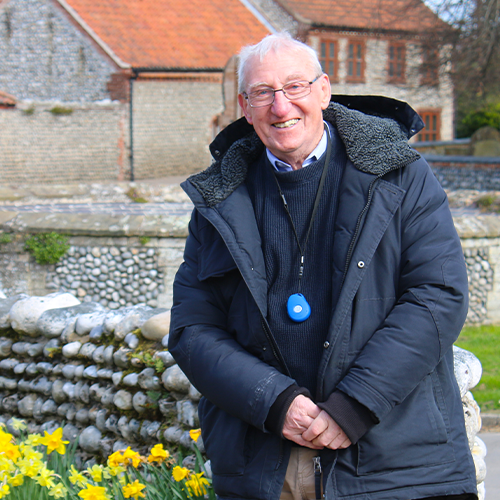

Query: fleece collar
[188,101,421,208]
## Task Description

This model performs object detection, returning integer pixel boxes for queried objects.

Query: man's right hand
[282,395,323,449]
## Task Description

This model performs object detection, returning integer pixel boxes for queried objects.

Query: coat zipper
[261,316,291,377]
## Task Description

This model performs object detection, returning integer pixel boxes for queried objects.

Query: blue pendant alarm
[287,293,311,322]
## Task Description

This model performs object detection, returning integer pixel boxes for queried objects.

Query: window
[388,43,406,83]
[319,40,337,80]
[346,41,365,82]
[417,110,441,142]
[421,46,439,86]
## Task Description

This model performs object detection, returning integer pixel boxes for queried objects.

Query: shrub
[457,102,500,138]
[50,106,73,116]
[24,232,70,265]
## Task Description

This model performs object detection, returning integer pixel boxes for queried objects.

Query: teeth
[273,119,299,128]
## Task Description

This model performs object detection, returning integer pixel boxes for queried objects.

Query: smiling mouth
[273,118,299,129]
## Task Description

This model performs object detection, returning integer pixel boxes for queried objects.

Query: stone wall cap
[453,215,500,238]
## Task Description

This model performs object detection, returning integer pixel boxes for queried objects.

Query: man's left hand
[301,410,352,450]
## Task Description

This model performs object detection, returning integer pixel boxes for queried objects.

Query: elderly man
[169,33,477,500]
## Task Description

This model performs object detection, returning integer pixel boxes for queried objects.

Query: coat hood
[188,95,423,208]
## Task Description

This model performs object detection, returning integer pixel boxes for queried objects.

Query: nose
[271,89,292,116]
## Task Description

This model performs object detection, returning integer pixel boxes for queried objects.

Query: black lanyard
[272,125,332,293]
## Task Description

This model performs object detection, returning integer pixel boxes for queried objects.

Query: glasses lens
[283,81,310,99]
[248,88,274,107]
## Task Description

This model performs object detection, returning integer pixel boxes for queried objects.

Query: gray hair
[237,32,323,93]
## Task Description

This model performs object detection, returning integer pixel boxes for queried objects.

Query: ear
[238,93,254,124]
[319,74,332,110]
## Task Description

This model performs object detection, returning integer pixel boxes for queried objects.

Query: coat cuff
[265,385,311,437]
[317,390,378,444]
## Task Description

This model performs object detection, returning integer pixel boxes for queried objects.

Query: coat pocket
[356,373,454,475]
[198,397,246,476]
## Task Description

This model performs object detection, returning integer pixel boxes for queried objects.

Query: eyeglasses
[243,75,322,108]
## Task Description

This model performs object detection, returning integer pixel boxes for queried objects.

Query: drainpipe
[129,70,138,181]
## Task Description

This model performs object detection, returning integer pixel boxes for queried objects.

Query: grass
[455,324,500,411]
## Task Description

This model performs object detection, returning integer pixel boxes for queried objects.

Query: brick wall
[0,102,130,183]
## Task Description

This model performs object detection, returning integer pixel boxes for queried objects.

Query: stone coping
[0,209,500,240]
[424,154,500,164]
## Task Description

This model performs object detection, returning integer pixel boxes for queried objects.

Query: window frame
[319,38,338,82]
[421,45,439,86]
[346,39,366,83]
[416,109,441,142]
[387,42,406,84]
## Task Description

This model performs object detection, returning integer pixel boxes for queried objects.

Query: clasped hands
[282,395,352,450]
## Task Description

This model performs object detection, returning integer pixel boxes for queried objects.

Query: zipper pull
[313,456,322,499]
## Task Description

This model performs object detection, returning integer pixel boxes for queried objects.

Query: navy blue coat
[169,96,478,500]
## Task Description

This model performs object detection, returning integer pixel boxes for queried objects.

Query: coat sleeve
[169,209,296,432]
[336,158,469,423]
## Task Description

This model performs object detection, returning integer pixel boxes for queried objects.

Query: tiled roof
[278,0,448,32]
[64,0,270,69]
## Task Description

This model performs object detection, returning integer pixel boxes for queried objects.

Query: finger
[326,433,352,450]
[289,434,323,449]
[301,415,329,442]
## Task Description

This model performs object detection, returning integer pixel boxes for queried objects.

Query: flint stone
[113,306,155,340]
[103,306,143,334]
[140,420,161,441]
[26,363,39,376]
[161,334,169,348]
[40,420,59,435]
[154,350,176,368]
[74,308,107,336]
[454,346,483,396]
[41,399,58,415]
[10,293,80,337]
[112,371,123,386]
[66,403,77,421]
[12,341,31,355]
[164,425,183,444]
[141,310,170,341]
[31,376,52,395]
[92,345,105,364]
[75,408,90,424]
[27,342,46,357]
[101,387,117,407]
[138,367,161,391]
[33,397,44,420]
[51,379,67,404]
[62,364,77,379]
[83,365,98,380]
[117,416,131,440]
[103,345,114,365]
[0,376,17,390]
[63,382,76,400]
[52,363,64,376]
[62,342,82,358]
[43,338,60,357]
[95,409,109,432]
[113,390,133,410]
[158,399,176,418]
[36,362,53,375]
[3,393,19,412]
[14,362,28,375]
[177,400,198,427]
[74,365,85,378]
[57,402,74,417]
[113,347,131,368]
[89,383,106,401]
[100,437,114,457]
[18,379,31,391]
[122,373,138,387]
[80,343,97,359]
[132,391,151,413]
[0,338,13,357]
[0,294,28,330]
[79,383,90,404]
[89,324,104,341]
[162,364,190,393]
[96,368,113,379]
[127,418,141,440]
[0,358,18,371]
[63,423,80,443]
[79,426,102,453]
[36,302,102,339]
[124,333,139,349]
[105,414,119,434]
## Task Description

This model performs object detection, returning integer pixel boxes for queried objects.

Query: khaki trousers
[280,447,320,500]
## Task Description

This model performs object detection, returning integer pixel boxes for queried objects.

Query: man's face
[238,48,331,170]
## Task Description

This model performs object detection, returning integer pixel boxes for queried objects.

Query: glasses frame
[243,75,322,108]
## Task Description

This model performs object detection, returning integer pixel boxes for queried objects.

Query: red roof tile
[64,0,270,69]
[0,90,16,106]
[279,0,448,33]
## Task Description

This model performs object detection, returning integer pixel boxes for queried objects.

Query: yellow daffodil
[8,473,24,487]
[105,464,126,477]
[77,484,110,500]
[0,483,10,499]
[121,447,142,468]
[189,428,202,443]
[69,465,88,487]
[147,443,169,464]
[87,464,103,482]
[172,466,190,482]
[20,446,43,461]
[107,450,124,468]
[122,479,146,499]
[10,418,27,432]
[17,456,43,477]
[0,428,13,446]
[25,434,42,447]
[1,442,21,462]
[49,483,68,498]
[35,466,56,488]
[185,472,210,497]
[40,428,69,455]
